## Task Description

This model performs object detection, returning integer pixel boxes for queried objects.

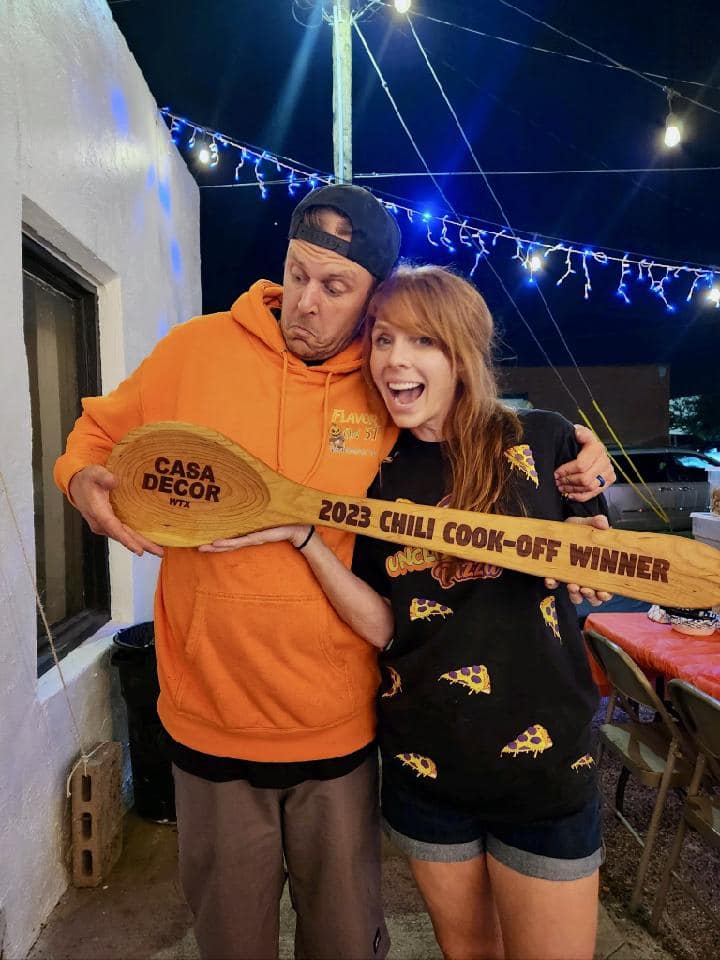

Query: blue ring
[596,474,606,488]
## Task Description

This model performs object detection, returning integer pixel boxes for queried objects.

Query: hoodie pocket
[174,590,355,731]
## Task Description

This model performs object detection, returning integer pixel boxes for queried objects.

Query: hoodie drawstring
[276,351,289,474]
[300,371,332,485]
[277,355,332,485]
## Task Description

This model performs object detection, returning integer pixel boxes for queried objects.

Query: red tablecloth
[585,612,720,700]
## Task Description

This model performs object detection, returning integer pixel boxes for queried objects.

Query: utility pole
[331,0,352,183]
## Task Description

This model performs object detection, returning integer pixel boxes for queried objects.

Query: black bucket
[111,623,175,822]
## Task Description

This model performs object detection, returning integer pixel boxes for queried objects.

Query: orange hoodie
[55,280,396,761]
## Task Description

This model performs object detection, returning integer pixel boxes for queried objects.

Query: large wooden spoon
[106,421,720,608]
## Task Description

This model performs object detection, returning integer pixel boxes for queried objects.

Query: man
[54,185,613,960]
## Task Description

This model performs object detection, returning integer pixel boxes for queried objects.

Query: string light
[394,0,412,12]
[664,89,682,148]
[161,108,719,312]
[616,255,631,304]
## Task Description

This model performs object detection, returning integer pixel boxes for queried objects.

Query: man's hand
[544,514,613,606]
[198,525,311,553]
[554,425,616,502]
[68,465,164,558]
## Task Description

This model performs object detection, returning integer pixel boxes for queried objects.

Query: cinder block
[69,741,123,887]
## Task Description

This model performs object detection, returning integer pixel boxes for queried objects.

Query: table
[585,612,720,700]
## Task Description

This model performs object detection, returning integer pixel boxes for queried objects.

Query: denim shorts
[382,778,603,881]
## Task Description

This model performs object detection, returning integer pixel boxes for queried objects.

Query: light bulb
[198,147,211,164]
[707,287,720,306]
[394,0,411,12]
[664,116,681,148]
[530,255,543,272]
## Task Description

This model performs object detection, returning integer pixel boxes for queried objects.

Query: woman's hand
[198,525,312,553]
[198,524,393,648]
[544,514,614,606]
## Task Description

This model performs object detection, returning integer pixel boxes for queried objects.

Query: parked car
[604,448,716,531]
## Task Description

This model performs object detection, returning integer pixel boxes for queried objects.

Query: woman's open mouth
[388,381,425,405]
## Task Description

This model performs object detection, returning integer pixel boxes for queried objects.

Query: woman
[203,265,606,960]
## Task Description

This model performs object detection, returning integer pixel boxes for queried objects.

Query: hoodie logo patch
[329,424,346,452]
[328,408,381,456]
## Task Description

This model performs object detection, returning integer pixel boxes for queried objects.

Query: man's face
[280,215,376,362]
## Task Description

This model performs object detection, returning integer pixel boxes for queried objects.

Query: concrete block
[691,511,720,550]
[69,741,123,888]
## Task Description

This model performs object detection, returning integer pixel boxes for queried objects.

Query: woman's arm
[198,526,394,649]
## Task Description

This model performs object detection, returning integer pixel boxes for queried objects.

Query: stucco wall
[0,2,200,955]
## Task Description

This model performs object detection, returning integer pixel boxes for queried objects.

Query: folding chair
[584,630,693,912]
[649,679,720,933]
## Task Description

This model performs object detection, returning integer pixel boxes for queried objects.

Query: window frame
[22,235,111,677]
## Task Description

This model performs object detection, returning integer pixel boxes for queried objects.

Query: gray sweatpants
[173,755,389,960]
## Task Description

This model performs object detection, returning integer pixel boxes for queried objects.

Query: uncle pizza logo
[383,493,504,587]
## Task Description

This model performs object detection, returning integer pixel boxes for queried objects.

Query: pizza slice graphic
[409,597,453,622]
[571,754,595,771]
[381,666,403,699]
[438,664,491,695]
[395,753,438,779]
[504,444,539,487]
[539,595,561,641]
[501,724,553,758]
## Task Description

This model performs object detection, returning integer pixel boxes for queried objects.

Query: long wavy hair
[363,264,522,514]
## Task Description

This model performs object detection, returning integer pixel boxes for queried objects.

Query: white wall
[0,1,201,955]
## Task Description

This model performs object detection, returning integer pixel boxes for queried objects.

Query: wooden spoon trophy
[107,422,720,609]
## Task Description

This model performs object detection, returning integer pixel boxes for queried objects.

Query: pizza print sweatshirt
[352,411,605,822]
[54,280,395,762]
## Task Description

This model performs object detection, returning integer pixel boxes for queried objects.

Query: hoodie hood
[230,279,364,376]
[230,279,371,481]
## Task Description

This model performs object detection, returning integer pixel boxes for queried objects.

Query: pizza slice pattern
[439,664,491,695]
[540,595,561,640]
[504,444,539,487]
[501,724,553,758]
[382,666,403,699]
[571,754,595,771]
[396,753,438,779]
[410,598,453,622]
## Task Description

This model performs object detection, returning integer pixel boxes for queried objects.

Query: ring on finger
[596,474,606,488]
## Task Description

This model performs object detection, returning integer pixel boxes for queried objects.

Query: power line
[354,17,584,410]
[354,166,720,178]
[408,30,714,226]
[403,11,682,522]
[492,0,720,117]
[407,13,599,403]
[380,3,720,96]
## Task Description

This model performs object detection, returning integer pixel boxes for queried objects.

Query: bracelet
[295,526,315,550]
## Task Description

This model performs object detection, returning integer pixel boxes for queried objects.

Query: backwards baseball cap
[288,184,401,281]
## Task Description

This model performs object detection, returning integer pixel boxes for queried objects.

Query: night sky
[109,0,720,398]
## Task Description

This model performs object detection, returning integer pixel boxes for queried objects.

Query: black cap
[288,184,401,281]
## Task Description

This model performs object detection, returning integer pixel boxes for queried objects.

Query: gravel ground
[594,699,720,960]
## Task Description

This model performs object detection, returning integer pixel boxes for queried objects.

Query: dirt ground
[595,701,720,960]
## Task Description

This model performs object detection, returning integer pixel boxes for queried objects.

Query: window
[612,453,670,485]
[671,453,715,483]
[501,392,533,412]
[22,237,110,676]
